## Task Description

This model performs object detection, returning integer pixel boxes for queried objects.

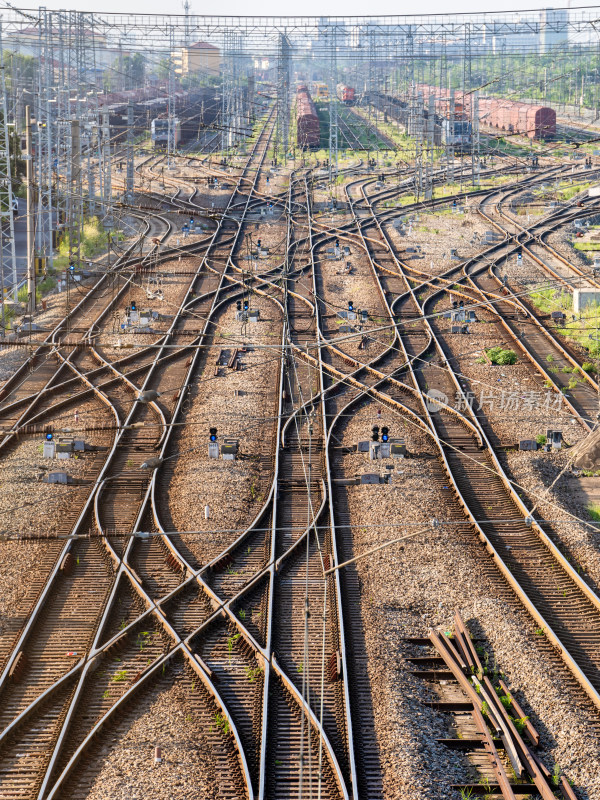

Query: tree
[123,52,145,89]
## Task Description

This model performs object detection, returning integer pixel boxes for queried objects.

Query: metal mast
[37,7,54,271]
[274,33,290,165]
[447,88,455,183]
[183,0,191,46]
[167,24,176,168]
[472,90,480,187]
[0,18,18,305]
[126,101,134,202]
[328,25,337,183]
[102,111,112,227]
[425,94,434,201]
[84,11,98,216]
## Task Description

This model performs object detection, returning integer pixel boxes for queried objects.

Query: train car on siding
[414,85,556,140]
[337,85,356,105]
[526,105,556,139]
[296,86,320,149]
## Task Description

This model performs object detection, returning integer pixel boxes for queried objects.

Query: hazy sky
[25,0,579,17]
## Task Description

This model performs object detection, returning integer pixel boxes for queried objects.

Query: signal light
[348,300,354,312]
[371,425,379,442]
[209,427,217,442]
[131,301,137,311]
[381,426,389,443]
[243,299,249,311]
[69,263,75,272]
[236,300,242,311]
[45,432,53,441]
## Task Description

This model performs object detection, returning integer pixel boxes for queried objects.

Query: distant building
[540,8,569,52]
[173,41,220,78]
[481,19,540,56]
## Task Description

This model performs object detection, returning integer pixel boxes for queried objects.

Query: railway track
[0,110,284,799]
[6,91,600,799]
[346,165,600,723]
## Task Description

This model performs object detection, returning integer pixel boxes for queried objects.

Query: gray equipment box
[391,439,407,458]
[546,429,562,450]
[379,442,391,459]
[360,473,381,484]
[56,442,72,460]
[47,472,68,484]
[43,442,56,459]
[221,438,239,461]
[357,440,370,452]
[519,440,538,451]
[208,442,220,459]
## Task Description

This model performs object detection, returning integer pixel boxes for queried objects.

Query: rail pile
[426,611,576,799]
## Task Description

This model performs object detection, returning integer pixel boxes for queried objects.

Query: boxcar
[296,86,320,149]
[527,106,556,139]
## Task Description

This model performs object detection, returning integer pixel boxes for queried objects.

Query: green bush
[486,346,517,365]
[583,362,596,373]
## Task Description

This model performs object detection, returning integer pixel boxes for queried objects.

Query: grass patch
[486,346,517,365]
[53,216,122,271]
[588,504,600,521]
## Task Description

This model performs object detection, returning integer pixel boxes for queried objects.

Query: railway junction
[3,6,600,800]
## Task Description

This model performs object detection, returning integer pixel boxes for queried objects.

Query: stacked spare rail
[408,610,577,799]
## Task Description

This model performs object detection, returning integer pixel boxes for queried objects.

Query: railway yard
[5,6,600,800]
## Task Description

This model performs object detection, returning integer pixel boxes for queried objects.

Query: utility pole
[328,24,338,185]
[102,111,112,225]
[447,88,455,183]
[126,100,134,202]
[25,105,35,313]
[167,25,176,169]
[0,18,18,305]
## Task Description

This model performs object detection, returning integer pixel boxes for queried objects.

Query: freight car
[369,91,472,150]
[296,86,320,149]
[337,84,356,105]
[415,84,556,140]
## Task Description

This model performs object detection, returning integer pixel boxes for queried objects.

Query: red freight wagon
[478,98,491,127]
[488,98,499,128]
[517,106,529,136]
[296,86,320,149]
[498,102,513,131]
[510,103,521,133]
[527,105,556,139]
